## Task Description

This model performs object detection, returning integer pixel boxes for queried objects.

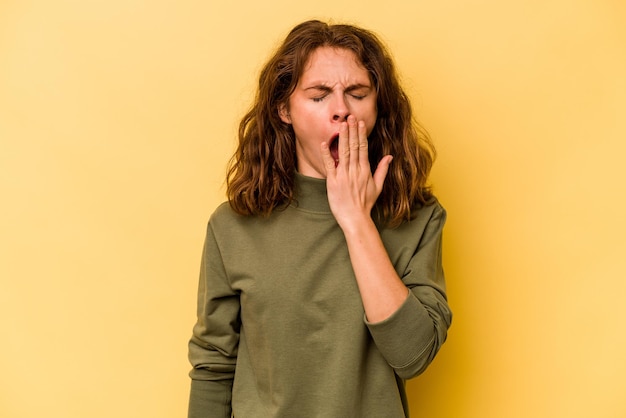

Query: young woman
[188,20,452,418]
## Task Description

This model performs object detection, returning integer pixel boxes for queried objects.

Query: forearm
[188,379,233,418]
[341,215,409,323]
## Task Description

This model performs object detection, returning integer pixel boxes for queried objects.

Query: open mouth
[329,134,339,167]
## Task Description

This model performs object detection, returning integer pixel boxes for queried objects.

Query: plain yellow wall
[1,1,625,417]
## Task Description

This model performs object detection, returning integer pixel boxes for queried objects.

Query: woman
[188,20,452,418]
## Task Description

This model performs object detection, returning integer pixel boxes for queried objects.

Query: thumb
[372,155,393,193]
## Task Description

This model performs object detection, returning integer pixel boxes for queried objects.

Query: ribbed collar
[292,172,331,214]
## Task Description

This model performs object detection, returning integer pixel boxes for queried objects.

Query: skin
[280,46,378,178]
[281,46,408,322]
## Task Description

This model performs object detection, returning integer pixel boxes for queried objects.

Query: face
[279,46,378,178]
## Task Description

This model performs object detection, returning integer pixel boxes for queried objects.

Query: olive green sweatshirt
[188,173,452,418]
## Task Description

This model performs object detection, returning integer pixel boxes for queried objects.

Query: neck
[293,172,331,213]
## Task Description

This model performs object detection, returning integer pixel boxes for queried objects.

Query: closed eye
[312,92,366,102]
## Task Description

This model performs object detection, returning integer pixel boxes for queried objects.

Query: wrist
[337,213,377,237]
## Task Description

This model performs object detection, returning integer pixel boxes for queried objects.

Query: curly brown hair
[226,20,435,227]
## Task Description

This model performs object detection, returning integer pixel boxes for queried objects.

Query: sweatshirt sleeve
[366,202,452,379]
[187,220,239,418]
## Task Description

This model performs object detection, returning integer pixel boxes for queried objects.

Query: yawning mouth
[329,134,339,167]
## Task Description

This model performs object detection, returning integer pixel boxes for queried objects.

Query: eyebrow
[304,83,372,93]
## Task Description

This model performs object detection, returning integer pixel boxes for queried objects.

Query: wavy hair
[226,20,435,227]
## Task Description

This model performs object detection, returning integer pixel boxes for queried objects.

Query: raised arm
[322,115,451,378]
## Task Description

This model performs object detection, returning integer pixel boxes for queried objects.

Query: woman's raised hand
[321,115,393,231]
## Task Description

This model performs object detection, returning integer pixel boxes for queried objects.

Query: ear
[278,104,292,124]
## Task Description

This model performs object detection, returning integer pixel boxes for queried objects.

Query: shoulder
[207,201,281,238]
[412,195,446,225]
[207,201,247,231]
[210,201,238,221]
[202,202,254,250]
[379,196,446,241]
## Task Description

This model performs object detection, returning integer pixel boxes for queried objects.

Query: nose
[331,95,350,122]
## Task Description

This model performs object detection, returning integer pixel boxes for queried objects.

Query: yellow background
[2,0,625,417]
